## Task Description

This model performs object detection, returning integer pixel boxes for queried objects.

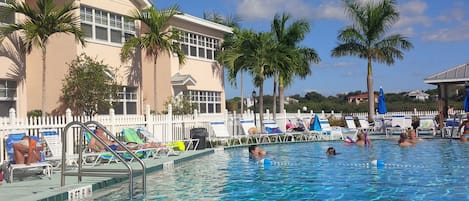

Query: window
[111,87,137,115]
[80,6,135,44]
[183,90,221,114]
[0,80,16,117]
[175,30,220,61]
[0,6,14,25]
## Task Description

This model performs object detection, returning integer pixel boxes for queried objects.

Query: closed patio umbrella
[378,87,387,114]
[464,87,469,112]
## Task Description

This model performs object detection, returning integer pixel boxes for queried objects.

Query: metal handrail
[60,120,147,199]
[84,120,147,196]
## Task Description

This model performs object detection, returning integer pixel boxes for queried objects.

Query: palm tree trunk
[153,56,158,112]
[41,46,47,117]
[279,76,285,114]
[272,71,278,120]
[240,71,244,116]
[367,58,374,122]
[259,66,265,132]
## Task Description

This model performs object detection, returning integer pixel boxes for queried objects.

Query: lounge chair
[239,119,259,143]
[318,118,344,140]
[121,128,173,159]
[357,117,375,133]
[443,118,461,138]
[343,116,359,139]
[209,121,241,146]
[4,132,52,182]
[136,128,199,151]
[263,120,288,142]
[82,131,119,166]
[41,130,78,168]
[385,115,406,136]
[416,117,437,136]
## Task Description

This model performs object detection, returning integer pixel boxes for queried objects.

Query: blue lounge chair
[5,132,52,182]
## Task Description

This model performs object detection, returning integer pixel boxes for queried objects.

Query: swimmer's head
[326,147,336,155]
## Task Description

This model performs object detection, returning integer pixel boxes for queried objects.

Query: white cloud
[236,0,313,21]
[422,22,469,42]
[395,0,431,28]
[317,61,357,68]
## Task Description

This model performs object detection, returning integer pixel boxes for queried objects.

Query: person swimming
[248,145,266,159]
[326,147,337,156]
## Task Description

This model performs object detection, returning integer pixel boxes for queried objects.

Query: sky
[153,0,469,98]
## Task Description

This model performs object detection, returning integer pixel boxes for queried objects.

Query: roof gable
[424,62,469,84]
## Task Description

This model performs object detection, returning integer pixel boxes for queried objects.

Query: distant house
[406,90,429,101]
[347,93,378,105]
[284,97,299,105]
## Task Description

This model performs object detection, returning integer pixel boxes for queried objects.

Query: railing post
[109,108,115,135]
[167,104,173,142]
[145,104,153,136]
[65,108,73,156]
[297,109,301,116]
[9,107,16,125]
[283,109,287,132]
[266,109,270,120]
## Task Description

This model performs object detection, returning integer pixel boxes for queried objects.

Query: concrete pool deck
[0,149,216,201]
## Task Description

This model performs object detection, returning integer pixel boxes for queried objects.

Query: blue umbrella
[464,87,469,112]
[378,87,387,114]
[310,114,322,131]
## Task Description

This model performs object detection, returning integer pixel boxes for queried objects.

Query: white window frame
[112,87,137,115]
[80,6,135,46]
[176,29,220,61]
[184,90,221,114]
[0,80,17,101]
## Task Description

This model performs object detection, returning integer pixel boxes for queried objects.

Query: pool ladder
[60,120,146,200]
[448,113,464,139]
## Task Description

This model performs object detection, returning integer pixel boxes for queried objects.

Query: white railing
[0,105,458,162]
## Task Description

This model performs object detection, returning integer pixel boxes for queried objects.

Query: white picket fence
[0,105,458,162]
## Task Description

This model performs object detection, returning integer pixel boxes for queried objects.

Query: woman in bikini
[458,114,469,142]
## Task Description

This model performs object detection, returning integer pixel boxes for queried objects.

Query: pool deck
[0,149,216,201]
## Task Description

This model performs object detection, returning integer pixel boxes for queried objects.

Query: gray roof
[424,62,469,85]
[171,73,196,86]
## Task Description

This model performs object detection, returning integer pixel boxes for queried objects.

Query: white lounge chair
[136,128,199,151]
[41,130,78,168]
[343,116,358,139]
[209,121,240,146]
[386,115,406,136]
[416,117,436,136]
[318,119,344,140]
[357,117,375,133]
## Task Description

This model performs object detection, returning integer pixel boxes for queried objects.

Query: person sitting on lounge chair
[90,127,164,152]
[13,136,44,165]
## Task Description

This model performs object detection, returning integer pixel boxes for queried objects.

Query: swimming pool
[94,139,469,200]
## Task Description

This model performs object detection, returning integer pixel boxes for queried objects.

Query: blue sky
[153,0,469,98]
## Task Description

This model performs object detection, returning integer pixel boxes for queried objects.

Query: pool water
[94,139,469,200]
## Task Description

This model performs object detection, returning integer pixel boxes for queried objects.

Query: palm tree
[219,29,297,130]
[331,0,413,121]
[0,0,85,116]
[271,13,320,118]
[121,5,185,113]
[203,12,247,114]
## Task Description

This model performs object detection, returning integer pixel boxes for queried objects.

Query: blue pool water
[95,139,469,200]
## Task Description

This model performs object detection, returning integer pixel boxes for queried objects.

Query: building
[0,0,232,117]
[347,93,378,105]
[406,90,429,101]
